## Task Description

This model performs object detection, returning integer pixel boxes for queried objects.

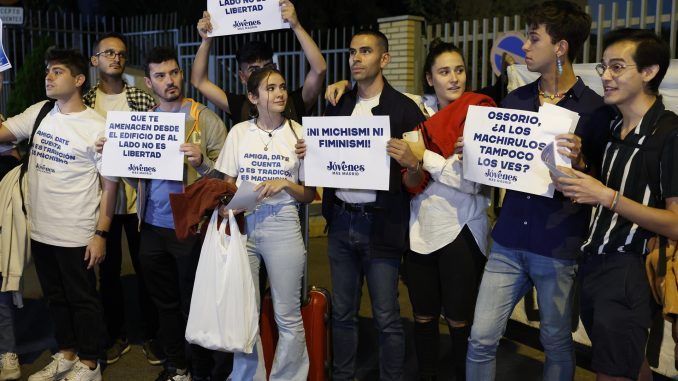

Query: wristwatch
[94,230,108,239]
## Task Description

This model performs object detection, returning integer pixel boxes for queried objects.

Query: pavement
[12,226,668,381]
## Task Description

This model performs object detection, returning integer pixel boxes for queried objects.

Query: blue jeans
[467,242,577,381]
[327,204,404,381]
[231,204,309,381]
[0,287,15,353]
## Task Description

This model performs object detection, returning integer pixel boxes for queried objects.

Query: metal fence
[0,10,178,115]
[3,0,676,117]
[177,24,368,124]
[427,0,678,91]
[0,8,368,119]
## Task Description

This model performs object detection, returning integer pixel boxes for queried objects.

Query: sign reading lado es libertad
[101,111,185,181]
[303,116,391,190]
[462,106,572,198]
[207,0,290,37]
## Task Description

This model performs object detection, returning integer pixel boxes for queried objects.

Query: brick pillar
[378,15,426,95]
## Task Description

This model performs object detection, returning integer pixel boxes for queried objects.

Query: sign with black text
[462,106,571,197]
[207,0,289,36]
[101,111,185,180]
[303,116,391,190]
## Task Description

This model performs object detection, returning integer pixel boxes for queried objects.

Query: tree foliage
[7,37,52,118]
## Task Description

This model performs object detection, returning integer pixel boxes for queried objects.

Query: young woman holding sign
[386,41,496,380]
[215,67,314,380]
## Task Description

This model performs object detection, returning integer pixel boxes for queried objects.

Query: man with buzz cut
[296,29,425,380]
[0,47,117,381]
[83,31,162,367]
[192,0,326,125]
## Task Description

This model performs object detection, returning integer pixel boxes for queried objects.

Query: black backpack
[18,100,56,215]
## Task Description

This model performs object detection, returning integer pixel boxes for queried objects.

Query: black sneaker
[143,340,166,366]
[105,339,131,365]
[154,367,190,381]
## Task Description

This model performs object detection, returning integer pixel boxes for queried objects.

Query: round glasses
[595,63,637,77]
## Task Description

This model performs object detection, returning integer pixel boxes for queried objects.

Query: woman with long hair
[399,41,495,380]
[215,67,314,381]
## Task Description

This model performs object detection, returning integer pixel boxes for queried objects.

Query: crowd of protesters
[0,1,675,381]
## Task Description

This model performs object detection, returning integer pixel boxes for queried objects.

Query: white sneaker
[0,352,21,380]
[59,361,101,381]
[28,353,77,381]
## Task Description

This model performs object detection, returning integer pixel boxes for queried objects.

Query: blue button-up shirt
[491,78,615,259]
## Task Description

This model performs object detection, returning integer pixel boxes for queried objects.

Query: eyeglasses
[595,63,637,77]
[245,62,277,74]
[95,49,127,60]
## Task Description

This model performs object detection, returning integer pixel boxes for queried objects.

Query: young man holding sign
[0,48,116,381]
[99,47,226,381]
[554,29,677,381]
[192,0,327,125]
[83,31,162,366]
[298,30,424,380]
[466,2,614,380]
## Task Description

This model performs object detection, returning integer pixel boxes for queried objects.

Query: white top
[409,149,490,255]
[335,94,380,204]
[94,88,136,215]
[4,101,109,247]
[405,93,439,118]
[93,88,130,118]
[216,119,303,205]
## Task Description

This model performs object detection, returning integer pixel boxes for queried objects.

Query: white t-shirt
[93,88,136,215]
[215,119,303,205]
[5,101,108,247]
[335,94,381,204]
[93,89,130,118]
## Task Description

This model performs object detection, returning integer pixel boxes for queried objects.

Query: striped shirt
[581,98,678,256]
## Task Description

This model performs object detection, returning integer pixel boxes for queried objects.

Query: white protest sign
[207,0,289,37]
[101,111,185,181]
[303,116,390,190]
[462,106,571,197]
[540,102,580,133]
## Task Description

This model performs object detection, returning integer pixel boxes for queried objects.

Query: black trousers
[138,223,214,375]
[404,226,486,376]
[32,239,105,361]
[99,213,158,343]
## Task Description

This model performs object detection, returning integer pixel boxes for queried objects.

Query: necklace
[538,80,565,100]
[255,118,285,151]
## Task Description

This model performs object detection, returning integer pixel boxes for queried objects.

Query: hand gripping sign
[302,115,391,190]
[207,0,290,36]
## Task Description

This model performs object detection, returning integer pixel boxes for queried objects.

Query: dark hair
[525,1,592,62]
[93,32,127,54]
[44,47,89,92]
[143,47,179,77]
[603,28,669,94]
[352,29,389,53]
[247,67,285,95]
[236,41,274,67]
[246,67,286,118]
[422,38,465,94]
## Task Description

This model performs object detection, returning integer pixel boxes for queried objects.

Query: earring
[556,56,563,76]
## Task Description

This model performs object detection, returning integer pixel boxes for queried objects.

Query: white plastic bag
[185,209,258,353]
